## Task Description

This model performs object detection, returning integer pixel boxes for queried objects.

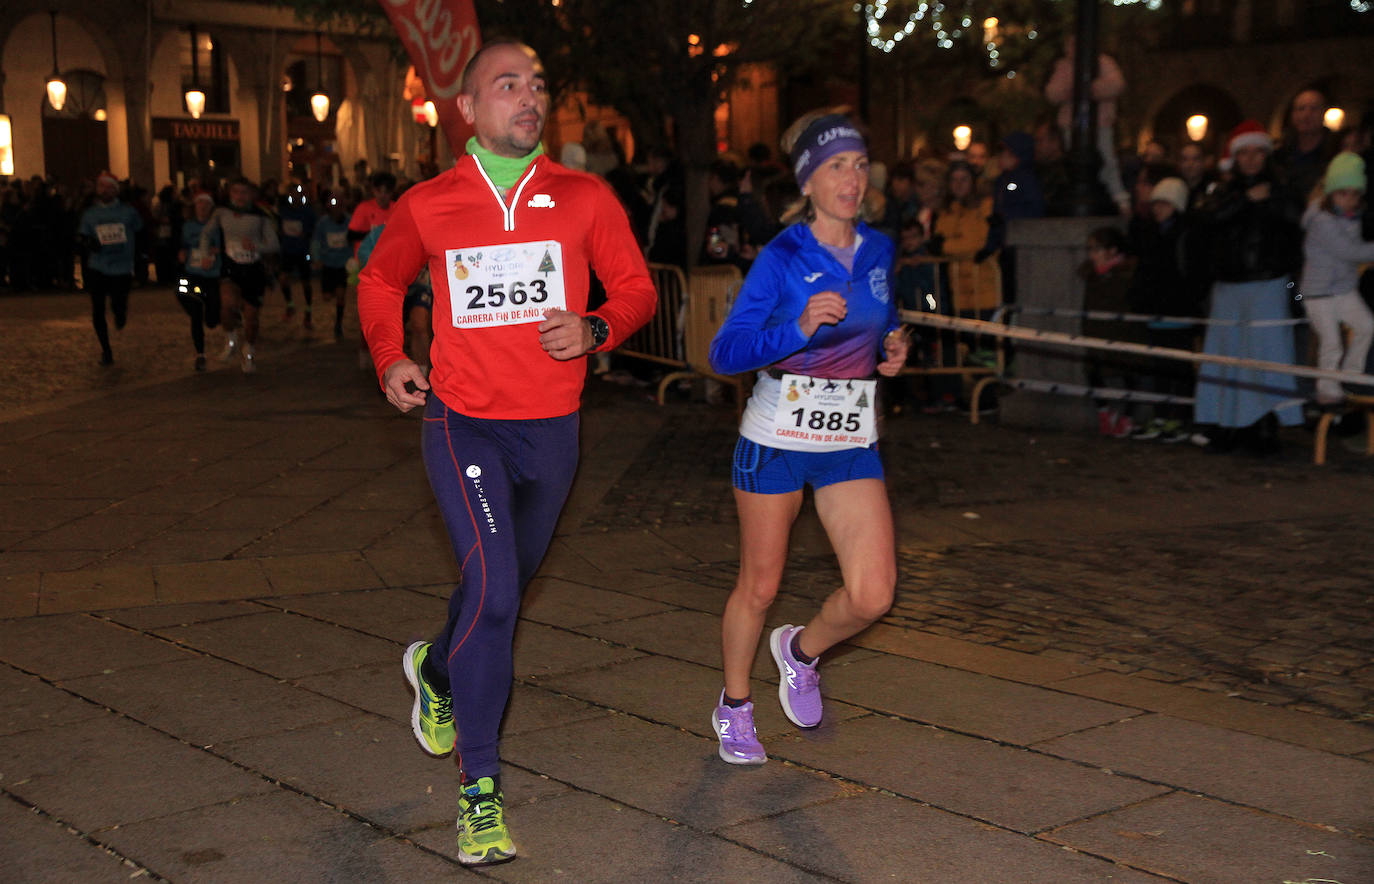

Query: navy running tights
[421,395,579,779]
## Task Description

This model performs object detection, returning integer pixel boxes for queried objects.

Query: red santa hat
[1219,120,1271,171]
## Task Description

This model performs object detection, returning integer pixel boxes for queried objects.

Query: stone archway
[1148,82,1243,158]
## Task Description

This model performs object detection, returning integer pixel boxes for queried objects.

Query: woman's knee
[729,576,780,613]
[845,575,895,622]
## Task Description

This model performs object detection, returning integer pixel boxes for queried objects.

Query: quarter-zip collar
[469,153,542,232]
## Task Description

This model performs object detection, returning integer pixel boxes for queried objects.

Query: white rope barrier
[898,310,1374,388]
[1001,304,1307,328]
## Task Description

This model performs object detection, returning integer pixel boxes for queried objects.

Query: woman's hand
[799,291,847,336]
[877,328,910,377]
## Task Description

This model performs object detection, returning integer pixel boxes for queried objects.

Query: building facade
[0,0,433,190]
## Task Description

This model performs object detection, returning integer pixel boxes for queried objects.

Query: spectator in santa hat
[1191,120,1304,456]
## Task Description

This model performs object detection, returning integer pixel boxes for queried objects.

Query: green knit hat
[1325,151,1367,194]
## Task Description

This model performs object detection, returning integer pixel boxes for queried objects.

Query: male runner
[357,40,655,866]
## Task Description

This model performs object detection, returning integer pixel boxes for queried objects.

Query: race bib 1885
[445,240,567,328]
[770,374,877,450]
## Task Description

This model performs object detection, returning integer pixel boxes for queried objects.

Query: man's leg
[88,271,113,363]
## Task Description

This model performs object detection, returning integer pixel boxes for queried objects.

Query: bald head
[457,41,548,157]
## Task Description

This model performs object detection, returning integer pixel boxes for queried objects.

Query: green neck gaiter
[466,137,544,189]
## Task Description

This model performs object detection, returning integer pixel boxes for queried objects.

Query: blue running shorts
[731,437,883,494]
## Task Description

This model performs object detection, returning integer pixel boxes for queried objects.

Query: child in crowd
[1079,226,1142,436]
[1298,151,1374,405]
[1127,177,1206,442]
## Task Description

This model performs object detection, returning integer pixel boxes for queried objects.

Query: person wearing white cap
[1126,177,1206,442]
[1193,121,1303,455]
[77,172,143,365]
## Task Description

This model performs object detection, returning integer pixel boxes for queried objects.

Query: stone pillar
[997,216,1123,432]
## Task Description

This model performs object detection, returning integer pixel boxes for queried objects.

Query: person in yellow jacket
[932,160,1000,313]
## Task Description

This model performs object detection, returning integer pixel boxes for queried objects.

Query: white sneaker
[241,346,257,373]
[219,333,240,361]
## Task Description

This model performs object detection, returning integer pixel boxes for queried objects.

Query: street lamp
[1324,107,1345,131]
[423,100,438,128]
[185,24,206,119]
[1185,114,1208,142]
[953,125,972,151]
[46,11,67,112]
[310,32,330,123]
[0,114,13,176]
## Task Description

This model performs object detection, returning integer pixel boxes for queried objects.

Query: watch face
[590,316,610,346]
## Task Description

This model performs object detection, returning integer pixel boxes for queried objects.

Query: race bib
[157,223,172,239]
[95,223,127,246]
[227,240,258,264]
[445,240,567,328]
[282,219,304,238]
[325,231,347,249]
[189,247,211,269]
[770,374,877,450]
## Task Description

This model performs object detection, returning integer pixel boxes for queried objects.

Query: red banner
[380,0,481,157]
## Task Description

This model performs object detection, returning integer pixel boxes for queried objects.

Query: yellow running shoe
[402,641,454,756]
[456,777,516,865]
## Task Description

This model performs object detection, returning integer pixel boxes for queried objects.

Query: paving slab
[1042,791,1374,884]
[0,665,106,736]
[604,576,733,615]
[155,610,398,679]
[503,713,852,831]
[518,576,677,627]
[97,600,266,631]
[37,563,157,614]
[98,790,462,883]
[234,507,411,557]
[502,682,614,736]
[260,586,438,636]
[0,714,276,832]
[551,527,700,571]
[0,572,40,618]
[1048,670,1374,756]
[769,714,1170,834]
[152,558,273,604]
[0,798,147,881]
[538,654,870,741]
[101,527,267,567]
[723,787,1164,883]
[850,621,1098,684]
[216,714,458,832]
[1036,713,1374,835]
[0,613,194,679]
[511,620,647,681]
[820,653,1139,744]
[574,608,812,680]
[363,545,459,588]
[60,655,360,746]
[293,659,408,724]
[409,789,827,882]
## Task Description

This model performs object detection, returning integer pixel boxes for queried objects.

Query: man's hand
[799,291,847,336]
[539,309,593,360]
[877,328,910,377]
[381,359,430,412]
[1246,182,1271,202]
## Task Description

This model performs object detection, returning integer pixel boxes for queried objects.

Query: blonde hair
[778,106,878,226]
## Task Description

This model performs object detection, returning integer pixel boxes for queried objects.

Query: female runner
[708,109,908,764]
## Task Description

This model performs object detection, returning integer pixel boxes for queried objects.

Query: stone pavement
[1,289,1372,882]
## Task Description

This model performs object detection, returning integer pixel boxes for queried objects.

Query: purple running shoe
[712,690,766,765]
[770,624,822,728]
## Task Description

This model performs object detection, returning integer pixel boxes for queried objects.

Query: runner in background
[312,191,353,338]
[277,181,317,331]
[200,178,279,373]
[78,172,142,365]
[176,192,223,371]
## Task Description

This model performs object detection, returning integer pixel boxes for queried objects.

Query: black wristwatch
[586,314,610,350]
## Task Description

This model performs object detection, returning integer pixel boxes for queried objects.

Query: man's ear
[457,94,475,125]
